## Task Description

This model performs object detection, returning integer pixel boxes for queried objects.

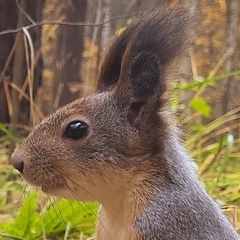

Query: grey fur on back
[135,131,239,239]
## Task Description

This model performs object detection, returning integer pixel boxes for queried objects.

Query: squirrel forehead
[41,92,124,126]
[60,92,119,115]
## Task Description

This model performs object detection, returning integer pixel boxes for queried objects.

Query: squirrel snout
[11,151,24,174]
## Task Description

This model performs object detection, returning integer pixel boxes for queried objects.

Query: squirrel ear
[96,25,137,92]
[97,8,191,93]
[130,52,162,103]
[127,52,164,127]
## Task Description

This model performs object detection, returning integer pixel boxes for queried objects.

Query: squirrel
[11,7,239,240]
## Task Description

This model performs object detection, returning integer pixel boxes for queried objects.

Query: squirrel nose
[11,151,24,174]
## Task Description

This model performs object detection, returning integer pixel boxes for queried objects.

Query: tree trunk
[0,0,18,123]
[0,0,44,125]
[222,0,239,113]
[101,0,112,51]
[53,0,87,107]
[181,0,199,81]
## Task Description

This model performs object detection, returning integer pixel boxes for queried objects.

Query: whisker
[18,181,29,201]
[53,167,100,203]
[58,167,120,220]
[28,138,40,154]
[49,167,112,239]
[66,183,112,240]
[40,194,52,239]
[67,189,97,235]
[51,195,66,225]
[25,184,32,201]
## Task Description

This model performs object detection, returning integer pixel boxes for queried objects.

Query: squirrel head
[11,8,191,203]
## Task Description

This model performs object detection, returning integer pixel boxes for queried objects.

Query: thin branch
[22,27,35,125]
[15,0,36,24]
[3,78,45,120]
[2,78,13,117]
[0,14,138,36]
[0,33,21,83]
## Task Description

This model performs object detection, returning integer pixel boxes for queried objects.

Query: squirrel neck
[96,131,202,240]
[96,172,152,240]
[97,131,191,240]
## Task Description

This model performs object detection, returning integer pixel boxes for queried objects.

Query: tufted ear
[125,52,163,128]
[96,25,138,92]
[129,52,162,103]
[97,8,191,94]
[111,8,191,129]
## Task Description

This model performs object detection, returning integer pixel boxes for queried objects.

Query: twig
[2,77,13,117]
[19,16,65,102]
[22,27,35,125]
[15,0,36,24]
[3,79,45,120]
[0,14,138,36]
[0,33,21,83]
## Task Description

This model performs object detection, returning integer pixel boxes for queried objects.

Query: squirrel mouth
[41,181,66,194]
[41,185,51,193]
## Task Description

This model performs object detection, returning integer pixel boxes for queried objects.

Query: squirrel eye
[63,121,88,140]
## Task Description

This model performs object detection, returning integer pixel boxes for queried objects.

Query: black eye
[63,121,88,140]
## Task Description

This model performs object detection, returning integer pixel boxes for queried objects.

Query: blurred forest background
[0,0,240,239]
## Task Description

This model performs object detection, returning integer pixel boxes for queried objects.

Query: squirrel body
[11,8,239,240]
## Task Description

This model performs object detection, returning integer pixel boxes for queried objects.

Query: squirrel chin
[41,185,55,194]
[41,186,94,202]
[41,186,69,198]
[41,184,65,195]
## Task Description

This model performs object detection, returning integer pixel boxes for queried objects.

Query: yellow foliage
[219,0,227,12]
[82,38,99,58]
[115,27,126,36]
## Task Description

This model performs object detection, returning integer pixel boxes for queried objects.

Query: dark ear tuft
[126,52,162,128]
[97,8,191,93]
[96,25,138,92]
[130,52,162,102]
